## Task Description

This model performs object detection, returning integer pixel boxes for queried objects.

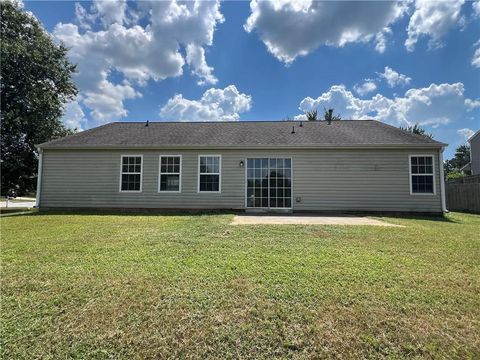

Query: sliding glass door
[246,158,292,209]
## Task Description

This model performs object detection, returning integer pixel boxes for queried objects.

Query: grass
[1,212,479,359]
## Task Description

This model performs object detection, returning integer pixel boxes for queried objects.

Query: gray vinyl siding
[470,134,480,175]
[39,148,442,212]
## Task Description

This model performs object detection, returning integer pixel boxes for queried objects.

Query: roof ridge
[110,119,377,124]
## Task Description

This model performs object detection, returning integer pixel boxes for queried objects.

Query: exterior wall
[470,133,480,175]
[39,148,442,213]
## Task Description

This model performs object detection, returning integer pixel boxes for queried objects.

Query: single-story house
[36,120,447,214]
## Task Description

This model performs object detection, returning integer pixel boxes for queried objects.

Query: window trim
[197,154,222,193]
[119,154,143,193]
[243,156,294,209]
[409,154,436,196]
[158,155,182,193]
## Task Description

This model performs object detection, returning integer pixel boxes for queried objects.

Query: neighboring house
[36,120,448,214]
[461,129,480,175]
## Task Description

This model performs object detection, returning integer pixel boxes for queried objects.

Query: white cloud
[83,80,141,122]
[465,98,480,110]
[74,3,96,30]
[473,1,480,17]
[375,27,393,54]
[62,100,88,131]
[457,128,475,140]
[93,0,127,27]
[74,0,129,30]
[379,66,412,87]
[472,44,480,68]
[297,82,475,128]
[186,44,218,85]
[244,0,407,63]
[354,81,377,96]
[159,85,252,121]
[293,113,307,121]
[54,0,224,124]
[298,85,369,120]
[405,0,465,51]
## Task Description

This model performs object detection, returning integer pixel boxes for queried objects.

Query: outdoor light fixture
[239,160,244,167]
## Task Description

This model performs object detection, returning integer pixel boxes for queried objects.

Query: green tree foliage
[446,170,465,180]
[399,123,433,139]
[306,108,342,121]
[1,0,77,195]
[444,144,471,178]
[306,109,318,121]
[323,107,341,122]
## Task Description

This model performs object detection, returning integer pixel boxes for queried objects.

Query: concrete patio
[231,214,402,227]
[0,198,36,209]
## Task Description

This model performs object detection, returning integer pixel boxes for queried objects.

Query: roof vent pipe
[299,121,303,127]
[327,109,333,125]
[291,126,295,134]
[145,120,149,127]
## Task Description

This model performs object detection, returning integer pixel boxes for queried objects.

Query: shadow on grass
[31,209,239,217]
[295,210,460,224]
[26,209,464,224]
[0,209,38,217]
[371,212,464,224]
[376,213,461,224]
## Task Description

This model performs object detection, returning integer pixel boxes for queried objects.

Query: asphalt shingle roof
[38,120,446,149]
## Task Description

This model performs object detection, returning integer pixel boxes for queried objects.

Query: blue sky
[24,0,480,158]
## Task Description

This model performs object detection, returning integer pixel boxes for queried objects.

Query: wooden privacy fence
[446,175,480,214]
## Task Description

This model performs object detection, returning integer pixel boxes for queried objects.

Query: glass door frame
[244,157,293,210]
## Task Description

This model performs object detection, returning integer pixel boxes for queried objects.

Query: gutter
[35,148,43,208]
[37,143,447,150]
[439,147,448,213]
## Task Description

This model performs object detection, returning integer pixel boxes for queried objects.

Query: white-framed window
[159,155,182,192]
[198,155,221,193]
[409,155,435,195]
[120,155,142,192]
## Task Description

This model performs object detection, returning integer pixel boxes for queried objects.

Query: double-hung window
[159,155,181,192]
[410,155,435,194]
[120,155,142,192]
[198,155,221,192]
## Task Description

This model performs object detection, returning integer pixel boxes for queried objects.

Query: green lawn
[1,212,479,359]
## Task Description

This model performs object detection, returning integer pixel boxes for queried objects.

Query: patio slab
[0,201,36,209]
[231,215,403,227]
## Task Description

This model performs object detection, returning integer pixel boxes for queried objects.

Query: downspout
[439,147,448,213]
[35,148,43,208]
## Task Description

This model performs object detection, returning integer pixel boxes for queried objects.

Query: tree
[446,170,465,180]
[399,124,433,139]
[452,144,471,168]
[306,108,341,121]
[306,109,318,121]
[1,0,77,195]
[443,144,471,178]
[323,107,341,122]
